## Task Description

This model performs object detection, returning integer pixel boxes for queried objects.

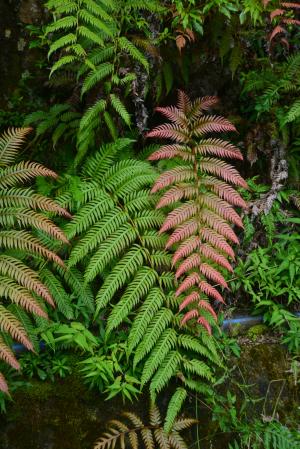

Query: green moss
[247,324,268,340]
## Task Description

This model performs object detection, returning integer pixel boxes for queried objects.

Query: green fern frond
[106,267,157,333]
[141,329,177,386]
[150,351,182,396]
[128,288,165,352]
[164,388,187,433]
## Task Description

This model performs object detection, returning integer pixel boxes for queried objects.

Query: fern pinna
[147,91,247,334]
[0,128,71,393]
[62,138,221,418]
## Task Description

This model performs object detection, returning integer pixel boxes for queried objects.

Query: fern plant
[59,137,221,417]
[242,52,300,138]
[44,0,164,161]
[263,0,300,48]
[147,91,247,334]
[0,128,70,393]
[93,401,197,449]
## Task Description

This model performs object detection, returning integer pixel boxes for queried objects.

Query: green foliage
[44,0,164,161]
[58,137,220,407]
[242,53,300,141]
[229,421,300,449]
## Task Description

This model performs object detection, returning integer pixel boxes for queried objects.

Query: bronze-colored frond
[147,92,247,332]
[0,128,70,392]
[93,402,195,449]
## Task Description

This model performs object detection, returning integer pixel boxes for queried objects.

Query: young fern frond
[0,128,70,392]
[147,91,247,333]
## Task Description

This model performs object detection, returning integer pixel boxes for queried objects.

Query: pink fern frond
[200,158,248,188]
[204,177,247,208]
[195,139,243,160]
[157,185,197,209]
[193,116,236,136]
[179,291,200,311]
[197,316,212,335]
[160,202,197,233]
[146,124,189,143]
[199,280,225,303]
[200,263,228,288]
[166,219,198,248]
[148,145,193,162]
[199,193,244,228]
[155,106,187,126]
[270,25,285,41]
[181,309,199,326]
[151,167,195,193]
[175,253,201,278]
[0,373,9,394]
[0,337,20,370]
[177,90,191,113]
[200,209,240,244]
[190,97,219,117]
[200,228,235,259]
[172,236,200,264]
[281,2,300,8]
[198,300,217,322]
[199,243,233,272]
[175,272,201,296]
[270,8,285,19]
[281,18,300,25]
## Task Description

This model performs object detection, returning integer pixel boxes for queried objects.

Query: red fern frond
[199,280,225,303]
[148,91,246,330]
[199,228,235,259]
[193,116,236,136]
[160,202,197,233]
[179,291,200,311]
[200,158,248,188]
[199,194,244,227]
[201,209,240,244]
[155,106,187,126]
[151,167,194,193]
[148,145,193,162]
[200,263,228,288]
[0,306,33,350]
[146,124,188,143]
[281,2,300,8]
[195,139,243,160]
[172,236,200,264]
[204,177,247,208]
[177,90,191,113]
[189,97,219,116]
[198,300,217,321]
[175,253,201,278]
[198,243,233,272]
[197,316,212,335]
[270,25,285,41]
[166,219,198,248]
[0,373,9,394]
[175,272,201,296]
[181,309,199,326]
[157,185,197,209]
[270,8,285,19]
[0,336,20,370]
[282,18,300,25]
